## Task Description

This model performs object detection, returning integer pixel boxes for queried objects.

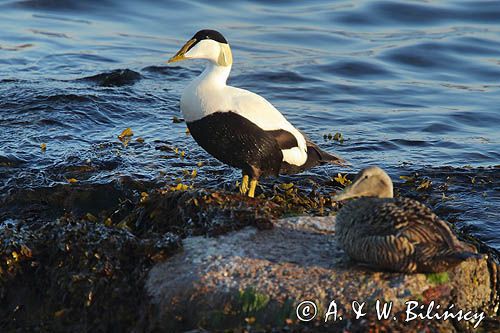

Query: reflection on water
[0,0,499,249]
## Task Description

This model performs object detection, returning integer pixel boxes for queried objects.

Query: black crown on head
[191,29,228,44]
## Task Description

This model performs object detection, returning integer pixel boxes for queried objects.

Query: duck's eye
[364,175,368,179]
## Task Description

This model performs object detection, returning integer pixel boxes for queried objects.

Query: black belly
[187,111,284,178]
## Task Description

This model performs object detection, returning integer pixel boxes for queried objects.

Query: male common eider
[333,166,480,273]
[168,29,344,197]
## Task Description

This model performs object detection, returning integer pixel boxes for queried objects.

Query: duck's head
[333,166,393,201]
[168,29,232,66]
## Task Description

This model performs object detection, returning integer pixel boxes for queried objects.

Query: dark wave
[321,60,394,79]
[0,154,26,167]
[78,69,142,87]
[234,70,321,85]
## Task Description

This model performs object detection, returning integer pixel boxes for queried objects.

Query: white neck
[181,61,232,122]
[196,62,231,88]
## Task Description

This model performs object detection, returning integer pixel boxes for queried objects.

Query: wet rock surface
[146,216,499,332]
[0,173,499,332]
[0,183,331,332]
[0,216,180,332]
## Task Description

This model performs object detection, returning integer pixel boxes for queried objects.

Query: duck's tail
[278,130,346,174]
[421,248,484,273]
[303,140,346,169]
[444,250,484,263]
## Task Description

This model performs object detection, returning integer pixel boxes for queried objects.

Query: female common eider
[168,29,344,197]
[333,166,480,273]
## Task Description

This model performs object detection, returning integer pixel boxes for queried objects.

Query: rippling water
[0,0,499,249]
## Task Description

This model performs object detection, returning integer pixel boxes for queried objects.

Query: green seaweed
[426,272,449,285]
[238,287,270,314]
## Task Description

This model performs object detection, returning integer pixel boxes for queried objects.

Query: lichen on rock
[146,216,499,332]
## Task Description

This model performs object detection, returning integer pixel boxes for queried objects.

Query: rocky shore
[1,168,499,332]
[146,216,499,332]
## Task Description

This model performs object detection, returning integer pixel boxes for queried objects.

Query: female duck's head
[168,29,232,67]
[333,166,394,200]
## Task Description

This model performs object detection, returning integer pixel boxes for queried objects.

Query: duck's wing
[337,198,478,273]
[228,87,304,140]
[228,87,310,166]
[228,87,346,169]
[337,198,417,272]
[377,197,479,272]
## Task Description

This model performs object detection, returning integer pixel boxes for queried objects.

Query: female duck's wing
[338,198,478,273]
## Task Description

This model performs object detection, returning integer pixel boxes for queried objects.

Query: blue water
[0,1,499,249]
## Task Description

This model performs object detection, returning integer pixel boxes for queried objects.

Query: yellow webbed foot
[239,175,249,195]
[248,179,258,198]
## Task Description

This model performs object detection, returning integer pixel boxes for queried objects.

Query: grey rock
[146,216,499,332]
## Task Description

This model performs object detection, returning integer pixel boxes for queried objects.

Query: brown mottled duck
[333,166,481,273]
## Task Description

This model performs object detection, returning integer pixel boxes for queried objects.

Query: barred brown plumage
[334,167,481,273]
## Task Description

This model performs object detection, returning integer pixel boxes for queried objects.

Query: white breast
[180,64,308,166]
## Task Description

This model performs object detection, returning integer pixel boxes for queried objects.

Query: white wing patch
[282,147,308,166]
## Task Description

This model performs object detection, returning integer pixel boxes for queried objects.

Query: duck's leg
[248,179,258,198]
[239,174,249,195]
[246,166,261,198]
